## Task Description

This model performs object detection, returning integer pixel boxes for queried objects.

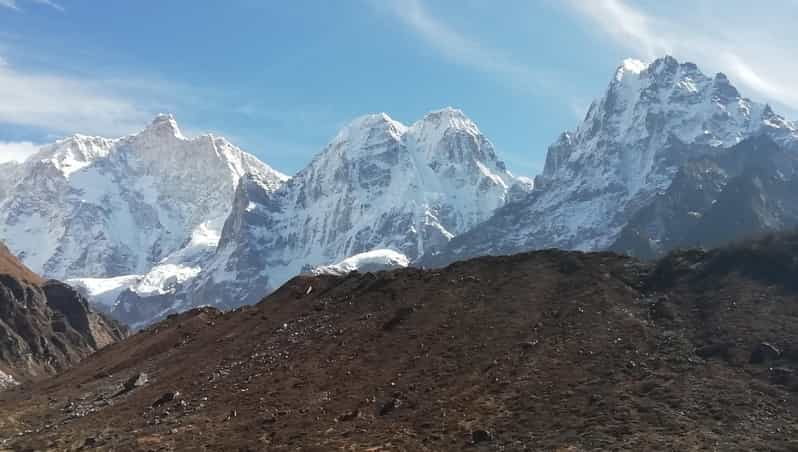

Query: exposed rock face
[611,135,798,258]
[424,56,798,267]
[0,244,126,386]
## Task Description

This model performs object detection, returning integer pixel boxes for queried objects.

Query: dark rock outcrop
[612,135,798,259]
[0,244,127,386]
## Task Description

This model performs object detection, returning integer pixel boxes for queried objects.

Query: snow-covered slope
[0,114,287,308]
[426,56,798,266]
[0,107,521,327]
[311,249,410,276]
[189,108,519,306]
[106,108,523,325]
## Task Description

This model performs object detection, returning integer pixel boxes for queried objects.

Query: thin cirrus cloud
[0,0,64,11]
[371,0,556,96]
[0,56,170,138]
[562,0,798,113]
[0,53,155,163]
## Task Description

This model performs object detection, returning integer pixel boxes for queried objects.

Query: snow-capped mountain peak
[407,107,487,161]
[431,56,798,267]
[31,135,116,177]
[159,107,523,325]
[325,112,407,157]
[413,107,479,134]
[560,55,794,186]
[0,114,286,281]
[562,54,798,220]
[141,113,185,140]
[615,57,647,81]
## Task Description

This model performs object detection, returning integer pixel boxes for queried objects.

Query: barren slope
[2,234,798,450]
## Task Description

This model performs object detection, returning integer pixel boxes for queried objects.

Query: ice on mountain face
[311,249,410,276]
[431,56,798,266]
[67,275,141,308]
[0,114,287,283]
[32,135,115,178]
[180,107,520,316]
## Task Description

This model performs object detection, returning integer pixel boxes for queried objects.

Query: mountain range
[423,56,798,266]
[1,55,797,327]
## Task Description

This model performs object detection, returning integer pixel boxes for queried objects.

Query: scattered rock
[650,300,676,321]
[750,342,781,364]
[262,411,277,424]
[224,409,237,422]
[123,372,149,391]
[8,237,798,450]
[558,255,583,274]
[472,429,494,444]
[152,391,179,408]
[768,367,796,387]
[337,409,360,422]
[382,307,414,331]
[695,342,733,360]
[378,398,401,416]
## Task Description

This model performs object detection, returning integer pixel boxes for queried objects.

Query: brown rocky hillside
[2,234,798,450]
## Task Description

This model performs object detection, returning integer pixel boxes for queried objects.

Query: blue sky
[0,0,796,176]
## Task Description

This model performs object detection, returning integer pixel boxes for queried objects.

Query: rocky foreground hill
[2,233,798,450]
[0,243,127,390]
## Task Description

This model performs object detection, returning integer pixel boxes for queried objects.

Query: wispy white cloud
[0,60,156,136]
[565,0,671,61]
[371,0,553,95]
[563,0,798,112]
[0,0,18,10]
[0,0,63,11]
[31,0,63,12]
[0,141,39,163]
